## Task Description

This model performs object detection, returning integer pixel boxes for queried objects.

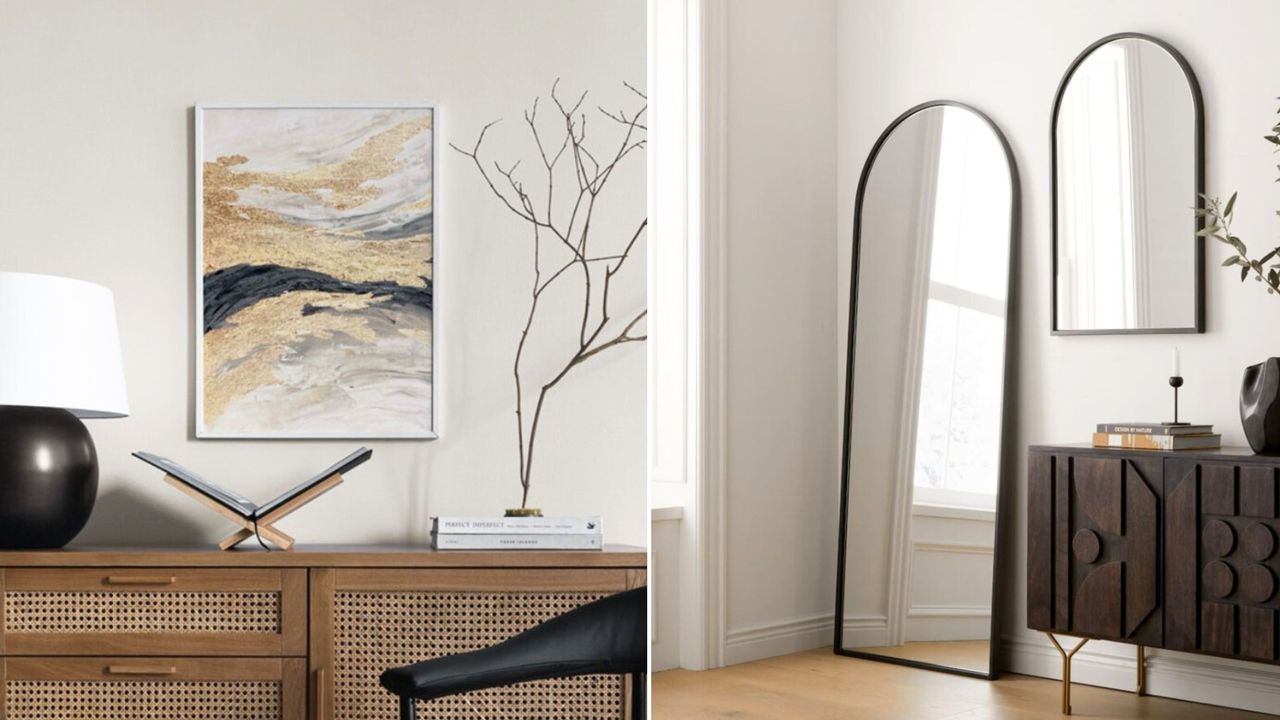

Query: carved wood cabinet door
[1165,460,1280,661]
[1027,451,1162,644]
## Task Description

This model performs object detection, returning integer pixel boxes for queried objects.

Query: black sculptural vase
[1241,358,1280,454]
[0,405,98,548]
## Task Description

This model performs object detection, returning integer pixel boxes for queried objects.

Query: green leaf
[1223,256,1241,267]
[1197,225,1221,237]
[1262,248,1280,265]
[1225,191,1238,217]
[1270,268,1279,287]
[1242,265,1251,282]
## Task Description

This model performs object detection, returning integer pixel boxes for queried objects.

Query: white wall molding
[841,614,890,649]
[724,612,839,666]
[648,0,730,672]
[912,540,995,555]
[689,0,729,671]
[1003,635,1280,716]
[908,604,990,618]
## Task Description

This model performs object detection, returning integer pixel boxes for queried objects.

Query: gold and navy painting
[196,105,435,438]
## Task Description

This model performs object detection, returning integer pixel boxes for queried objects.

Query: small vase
[1241,358,1280,454]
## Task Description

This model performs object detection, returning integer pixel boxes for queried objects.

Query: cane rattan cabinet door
[0,657,305,720]
[0,568,306,657]
[1026,450,1163,644]
[310,568,642,720]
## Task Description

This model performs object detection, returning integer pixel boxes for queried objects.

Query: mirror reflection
[838,104,1014,677]
[1054,35,1202,333]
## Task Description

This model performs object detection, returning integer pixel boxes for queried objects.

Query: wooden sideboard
[0,545,646,719]
[1028,444,1280,712]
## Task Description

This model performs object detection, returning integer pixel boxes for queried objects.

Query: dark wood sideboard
[0,545,646,720]
[1028,444,1280,714]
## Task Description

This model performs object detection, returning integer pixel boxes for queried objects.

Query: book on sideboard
[133,447,372,520]
[1091,431,1222,451]
[431,516,601,535]
[431,533,603,550]
[1096,422,1214,436]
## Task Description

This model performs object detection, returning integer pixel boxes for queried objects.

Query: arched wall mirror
[834,101,1018,679]
[1052,33,1204,334]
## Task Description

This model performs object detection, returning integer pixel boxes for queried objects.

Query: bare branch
[579,310,648,364]
[457,80,647,509]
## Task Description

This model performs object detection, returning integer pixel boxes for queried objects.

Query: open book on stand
[133,447,372,549]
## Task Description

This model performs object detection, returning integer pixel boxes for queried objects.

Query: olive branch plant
[452,81,647,512]
[1200,100,1280,295]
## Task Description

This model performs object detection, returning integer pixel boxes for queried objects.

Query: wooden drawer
[0,568,305,656]
[0,657,304,719]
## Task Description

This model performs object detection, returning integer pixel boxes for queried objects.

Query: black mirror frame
[832,100,1020,681]
[1050,32,1205,336]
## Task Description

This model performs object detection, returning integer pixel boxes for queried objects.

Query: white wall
[721,0,840,665]
[838,0,1280,712]
[0,0,647,547]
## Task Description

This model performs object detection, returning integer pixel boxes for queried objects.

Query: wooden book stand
[160,472,345,551]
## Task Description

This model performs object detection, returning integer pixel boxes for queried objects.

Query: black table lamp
[0,272,129,548]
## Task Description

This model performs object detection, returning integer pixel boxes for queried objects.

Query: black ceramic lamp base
[0,406,98,548]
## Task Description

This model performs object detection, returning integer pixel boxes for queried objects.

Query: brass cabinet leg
[1045,632,1089,715]
[1136,644,1146,696]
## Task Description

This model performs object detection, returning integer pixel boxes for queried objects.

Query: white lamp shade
[0,272,129,418]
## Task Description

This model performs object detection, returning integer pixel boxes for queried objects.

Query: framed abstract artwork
[195,104,437,438]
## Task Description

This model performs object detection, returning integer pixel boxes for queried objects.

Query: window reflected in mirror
[1053,35,1202,333]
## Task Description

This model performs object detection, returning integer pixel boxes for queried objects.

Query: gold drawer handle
[104,575,177,586]
[106,665,178,676]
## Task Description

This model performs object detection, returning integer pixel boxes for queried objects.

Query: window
[911,109,1010,511]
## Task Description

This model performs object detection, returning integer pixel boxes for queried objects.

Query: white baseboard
[905,604,990,642]
[724,612,835,666]
[841,614,889,649]
[1003,634,1280,716]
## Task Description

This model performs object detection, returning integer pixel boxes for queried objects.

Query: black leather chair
[380,586,647,720]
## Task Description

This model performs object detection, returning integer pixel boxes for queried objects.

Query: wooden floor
[653,648,1274,719]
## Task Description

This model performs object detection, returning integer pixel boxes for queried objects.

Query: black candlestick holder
[1165,376,1188,426]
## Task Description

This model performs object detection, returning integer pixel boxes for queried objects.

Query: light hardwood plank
[653,648,1274,719]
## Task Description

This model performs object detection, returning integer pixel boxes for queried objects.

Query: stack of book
[431,515,602,550]
[1092,423,1221,451]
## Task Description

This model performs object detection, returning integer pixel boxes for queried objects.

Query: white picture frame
[195,103,440,439]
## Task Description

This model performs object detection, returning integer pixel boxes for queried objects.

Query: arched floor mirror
[833,101,1019,679]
